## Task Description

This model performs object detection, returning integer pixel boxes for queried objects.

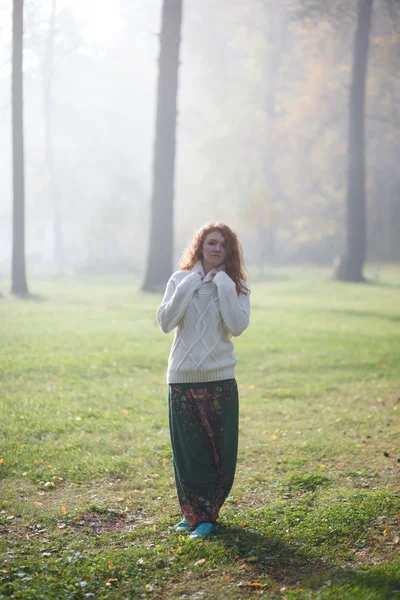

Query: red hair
[179,223,249,295]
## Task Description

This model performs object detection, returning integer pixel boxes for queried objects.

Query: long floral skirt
[168,379,239,527]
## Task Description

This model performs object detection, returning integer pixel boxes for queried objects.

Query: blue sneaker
[189,522,219,539]
[175,519,191,532]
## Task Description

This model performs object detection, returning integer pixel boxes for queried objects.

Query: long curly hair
[179,223,249,295]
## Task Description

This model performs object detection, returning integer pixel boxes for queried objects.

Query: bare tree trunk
[142,0,183,292]
[334,0,373,281]
[44,0,63,271]
[263,0,287,265]
[11,0,29,296]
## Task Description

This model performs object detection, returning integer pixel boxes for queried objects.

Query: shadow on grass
[337,565,400,599]
[217,525,329,583]
[215,526,400,598]
[371,280,400,290]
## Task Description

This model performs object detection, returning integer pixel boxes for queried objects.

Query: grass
[0,267,400,599]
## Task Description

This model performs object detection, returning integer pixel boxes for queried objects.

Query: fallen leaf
[194,558,206,566]
[108,560,113,569]
[248,582,262,588]
[61,506,67,514]
[356,549,369,556]
[246,556,258,563]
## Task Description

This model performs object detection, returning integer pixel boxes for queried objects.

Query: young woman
[156,223,250,539]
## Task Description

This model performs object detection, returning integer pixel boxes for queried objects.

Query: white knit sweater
[156,261,250,384]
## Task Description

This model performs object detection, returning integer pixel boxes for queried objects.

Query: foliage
[2,1,400,270]
[179,0,400,265]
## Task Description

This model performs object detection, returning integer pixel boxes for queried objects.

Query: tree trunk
[263,0,287,265]
[142,0,183,292]
[44,0,63,271]
[334,0,373,282]
[11,0,29,296]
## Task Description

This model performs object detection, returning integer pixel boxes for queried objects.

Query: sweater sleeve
[156,272,203,333]
[213,272,250,336]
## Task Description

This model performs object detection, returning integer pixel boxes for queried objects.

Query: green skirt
[168,379,239,527]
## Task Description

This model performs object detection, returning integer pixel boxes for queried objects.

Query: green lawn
[1,268,400,599]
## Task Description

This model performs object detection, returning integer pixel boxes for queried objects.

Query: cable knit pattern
[157,261,250,383]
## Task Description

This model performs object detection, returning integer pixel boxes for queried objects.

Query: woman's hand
[210,264,226,278]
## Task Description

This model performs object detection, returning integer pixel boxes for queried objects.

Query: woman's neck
[202,260,212,275]
[202,260,225,275]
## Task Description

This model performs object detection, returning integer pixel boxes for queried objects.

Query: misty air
[1,0,399,597]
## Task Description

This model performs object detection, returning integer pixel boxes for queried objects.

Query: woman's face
[202,230,227,270]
